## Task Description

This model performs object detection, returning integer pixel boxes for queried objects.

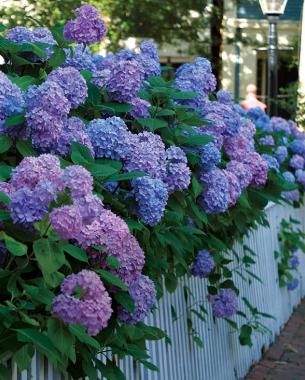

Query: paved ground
[245,299,305,380]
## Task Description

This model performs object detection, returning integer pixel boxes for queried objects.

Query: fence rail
[6,202,305,380]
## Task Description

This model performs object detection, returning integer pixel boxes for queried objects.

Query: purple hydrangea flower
[240,118,256,139]
[295,169,305,188]
[199,168,230,214]
[271,117,291,136]
[289,121,305,139]
[10,188,50,224]
[117,275,156,324]
[288,255,300,268]
[50,205,83,240]
[242,153,268,187]
[107,60,144,102]
[124,132,167,180]
[191,250,215,278]
[216,90,232,104]
[74,194,103,225]
[62,165,93,199]
[290,155,305,170]
[140,40,159,61]
[127,98,150,120]
[166,146,188,164]
[6,26,32,43]
[224,170,242,206]
[165,162,191,193]
[87,117,132,160]
[52,270,112,336]
[63,5,107,45]
[259,136,274,146]
[0,72,25,120]
[78,209,145,286]
[48,67,88,109]
[287,278,299,291]
[262,154,280,173]
[200,142,221,171]
[132,176,168,226]
[275,146,288,164]
[247,107,265,121]
[282,189,300,202]
[223,134,254,161]
[226,160,252,190]
[208,289,238,318]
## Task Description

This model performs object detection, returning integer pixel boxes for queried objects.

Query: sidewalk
[245,299,305,380]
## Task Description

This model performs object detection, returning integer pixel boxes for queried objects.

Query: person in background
[241,84,267,112]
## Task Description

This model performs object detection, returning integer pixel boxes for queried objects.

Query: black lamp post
[259,0,288,116]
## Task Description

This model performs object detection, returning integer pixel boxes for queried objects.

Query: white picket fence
[7,202,305,380]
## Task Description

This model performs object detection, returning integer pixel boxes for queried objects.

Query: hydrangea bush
[0,5,303,378]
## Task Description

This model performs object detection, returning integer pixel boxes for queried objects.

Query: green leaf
[183,134,214,146]
[69,325,100,350]
[0,165,12,181]
[4,113,25,127]
[0,210,10,221]
[239,324,253,347]
[96,269,127,291]
[33,239,65,275]
[16,140,36,157]
[1,233,27,256]
[139,324,166,341]
[80,70,93,81]
[9,75,35,90]
[88,163,119,178]
[104,171,146,182]
[100,102,132,113]
[95,359,125,380]
[193,336,204,348]
[114,291,135,313]
[47,318,75,355]
[63,244,88,263]
[16,328,61,363]
[165,273,178,293]
[138,117,168,131]
[0,24,6,32]
[0,136,12,154]
[106,256,121,269]
[140,360,159,372]
[171,91,200,99]
[48,46,66,69]
[13,344,34,371]
[71,142,94,164]
[0,191,10,205]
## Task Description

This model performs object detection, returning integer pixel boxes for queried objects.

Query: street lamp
[259,0,288,116]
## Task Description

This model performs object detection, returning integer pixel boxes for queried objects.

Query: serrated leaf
[48,46,66,69]
[33,238,65,275]
[71,142,94,164]
[1,233,27,256]
[88,163,119,178]
[69,324,100,350]
[96,269,127,291]
[9,76,35,90]
[47,318,75,355]
[104,171,146,182]
[114,291,135,313]
[95,359,125,380]
[16,140,36,157]
[138,117,168,131]
[106,256,121,269]
[13,344,34,371]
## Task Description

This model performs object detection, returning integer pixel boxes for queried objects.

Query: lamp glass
[259,0,288,15]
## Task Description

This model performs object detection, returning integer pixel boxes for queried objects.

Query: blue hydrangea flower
[275,146,288,164]
[262,154,280,172]
[191,250,215,278]
[288,255,300,268]
[216,90,232,104]
[259,135,274,146]
[289,139,305,156]
[0,72,25,121]
[287,278,299,291]
[290,155,304,170]
[132,176,168,226]
[64,44,97,72]
[295,169,305,188]
[200,142,221,171]
[208,289,238,318]
[282,171,295,183]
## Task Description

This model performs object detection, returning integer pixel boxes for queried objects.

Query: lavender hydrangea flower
[282,189,300,202]
[289,121,305,139]
[271,117,291,136]
[223,134,254,161]
[6,26,32,43]
[165,162,191,193]
[127,98,150,120]
[289,255,300,268]
[87,117,132,160]
[64,5,107,45]
[166,146,188,164]
[48,67,88,109]
[217,90,232,104]
[199,168,230,214]
[259,136,274,146]
[262,154,280,173]
[200,142,221,171]
[52,270,112,336]
[64,44,96,72]
[0,72,25,120]
[62,165,93,198]
[132,177,168,226]
[140,40,159,61]
[295,169,305,188]
[208,289,238,318]
[290,155,305,170]
[226,160,252,190]
[124,132,167,180]
[50,205,83,240]
[287,278,299,291]
[117,275,156,324]
[283,171,295,183]
[224,170,242,206]
[275,146,288,164]
[107,60,144,102]
[74,194,103,224]
[242,153,268,187]
[191,250,215,278]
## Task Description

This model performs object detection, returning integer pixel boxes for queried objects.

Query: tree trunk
[210,0,224,89]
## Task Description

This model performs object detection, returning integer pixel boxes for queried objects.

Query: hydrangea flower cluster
[287,278,299,291]
[191,250,215,278]
[117,275,156,324]
[207,289,238,318]
[63,5,107,45]
[289,255,300,268]
[52,270,112,336]
[87,117,191,225]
